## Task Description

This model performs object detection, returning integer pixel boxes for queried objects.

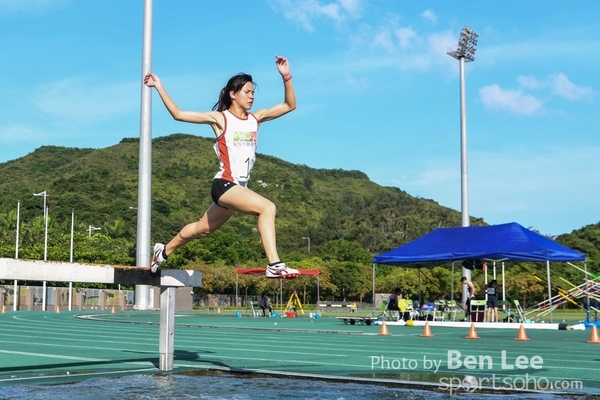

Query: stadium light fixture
[446,26,478,228]
[447,26,479,308]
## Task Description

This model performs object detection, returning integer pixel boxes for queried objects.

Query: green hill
[1,134,598,305]
[0,134,480,255]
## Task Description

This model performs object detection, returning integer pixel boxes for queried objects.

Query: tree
[321,239,371,264]
[327,261,371,301]
[505,270,545,307]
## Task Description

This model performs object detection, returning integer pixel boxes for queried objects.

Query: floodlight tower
[447,26,478,308]
[447,26,478,228]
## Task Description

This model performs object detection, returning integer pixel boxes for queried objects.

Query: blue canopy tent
[373,222,588,322]
[374,222,585,264]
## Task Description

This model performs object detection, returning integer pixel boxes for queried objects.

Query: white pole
[448,26,478,308]
[70,211,74,262]
[15,201,20,259]
[14,201,20,311]
[371,264,375,305]
[502,262,506,307]
[546,260,553,323]
[302,237,310,253]
[584,262,591,323]
[135,0,154,311]
[317,276,320,304]
[42,197,48,261]
[458,55,472,308]
[451,262,455,300]
[69,210,74,311]
[42,204,48,311]
[484,261,488,285]
[33,192,49,311]
[280,279,283,314]
[418,269,422,305]
[459,55,469,229]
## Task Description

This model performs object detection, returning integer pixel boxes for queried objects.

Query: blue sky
[1,0,598,237]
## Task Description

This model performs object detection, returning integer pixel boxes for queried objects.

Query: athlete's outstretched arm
[254,56,296,123]
[143,72,222,128]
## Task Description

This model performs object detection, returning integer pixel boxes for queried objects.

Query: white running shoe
[150,243,166,273]
[266,262,300,279]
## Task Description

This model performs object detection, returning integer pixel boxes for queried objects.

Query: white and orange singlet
[213,110,258,187]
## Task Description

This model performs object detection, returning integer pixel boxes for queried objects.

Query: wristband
[283,74,292,82]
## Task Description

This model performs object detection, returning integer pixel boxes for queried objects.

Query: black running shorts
[486,297,499,308]
[211,179,236,206]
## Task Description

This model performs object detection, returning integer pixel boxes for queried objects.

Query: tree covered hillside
[0,134,598,306]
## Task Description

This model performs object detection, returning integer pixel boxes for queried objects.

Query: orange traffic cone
[1,305,5,314]
[515,324,530,341]
[55,305,60,313]
[379,321,391,336]
[420,322,434,337]
[111,306,115,314]
[587,326,600,344]
[465,323,480,339]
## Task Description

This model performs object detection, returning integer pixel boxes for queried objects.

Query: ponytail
[212,73,255,111]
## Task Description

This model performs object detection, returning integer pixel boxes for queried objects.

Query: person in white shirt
[461,276,476,319]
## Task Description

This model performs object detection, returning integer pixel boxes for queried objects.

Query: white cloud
[395,27,417,49]
[271,2,461,77]
[338,0,362,17]
[518,73,595,102]
[481,36,600,66]
[372,30,396,53]
[353,25,456,72]
[479,84,543,116]
[428,31,462,71]
[359,17,418,54]
[295,26,459,88]
[517,75,545,89]
[412,168,456,186]
[421,9,438,24]
[34,77,139,124]
[268,0,363,31]
[0,124,46,143]
[0,0,69,14]
[469,145,600,232]
[385,144,600,235]
[550,73,594,101]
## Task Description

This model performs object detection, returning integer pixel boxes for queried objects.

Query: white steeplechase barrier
[0,258,202,371]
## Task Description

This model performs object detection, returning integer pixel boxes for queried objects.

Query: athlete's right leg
[151,203,234,272]
[218,185,299,279]
[166,203,235,255]
[217,185,280,263]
